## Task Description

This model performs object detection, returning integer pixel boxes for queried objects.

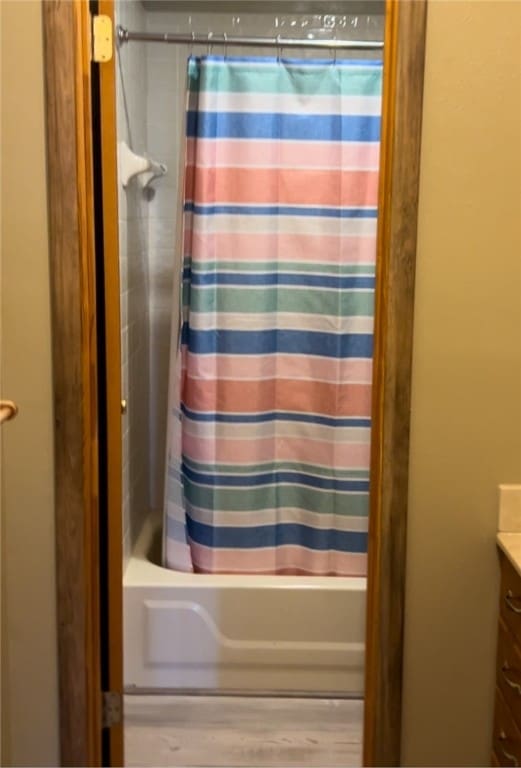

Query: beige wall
[401,1,521,765]
[0,1,59,765]
[0,0,520,766]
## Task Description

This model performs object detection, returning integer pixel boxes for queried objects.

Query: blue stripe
[188,272,375,289]
[184,203,377,219]
[186,517,368,553]
[187,111,380,142]
[181,326,373,358]
[180,404,371,428]
[182,463,369,492]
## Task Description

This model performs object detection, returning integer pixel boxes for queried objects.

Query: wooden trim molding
[42,2,102,765]
[363,1,428,765]
[42,0,428,763]
[97,0,124,763]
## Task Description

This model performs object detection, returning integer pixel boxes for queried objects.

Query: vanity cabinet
[493,552,521,766]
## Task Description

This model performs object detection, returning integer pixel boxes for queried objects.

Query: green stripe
[189,261,375,276]
[190,286,374,316]
[184,481,369,516]
[182,458,369,480]
[189,60,382,97]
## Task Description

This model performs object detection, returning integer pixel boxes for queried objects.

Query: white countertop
[497,485,521,576]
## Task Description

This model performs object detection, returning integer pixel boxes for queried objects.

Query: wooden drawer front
[494,688,521,767]
[501,556,521,640]
[497,619,521,725]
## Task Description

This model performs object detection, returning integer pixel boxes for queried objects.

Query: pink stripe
[189,541,367,577]
[165,539,194,573]
[187,354,372,384]
[186,138,380,170]
[183,434,370,468]
[186,231,376,264]
[190,166,379,208]
[184,377,371,417]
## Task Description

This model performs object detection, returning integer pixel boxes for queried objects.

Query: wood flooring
[124,694,363,767]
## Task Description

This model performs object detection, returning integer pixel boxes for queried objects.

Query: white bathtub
[124,512,366,695]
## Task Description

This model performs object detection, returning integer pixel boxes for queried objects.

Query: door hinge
[92,14,113,63]
[101,691,123,728]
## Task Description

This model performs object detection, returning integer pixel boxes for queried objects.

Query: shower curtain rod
[116,25,384,51]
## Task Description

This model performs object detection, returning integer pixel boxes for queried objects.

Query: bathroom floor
[124,694,363,767]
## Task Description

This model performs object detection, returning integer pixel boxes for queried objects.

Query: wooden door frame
[42,1,427,765]
[42,1,102,765]
[363,2,427,763]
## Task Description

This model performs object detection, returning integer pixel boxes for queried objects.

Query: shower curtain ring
[207,31,213,55]
[223,32,227,59]
[190,31,195,57]
[332,37,337,64]
[276,34,281,63]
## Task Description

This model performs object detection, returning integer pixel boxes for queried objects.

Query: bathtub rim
[125,511,368,591]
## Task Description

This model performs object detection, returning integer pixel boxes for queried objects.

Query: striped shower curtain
[163,54,382,575]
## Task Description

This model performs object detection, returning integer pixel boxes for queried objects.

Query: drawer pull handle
[499,732,519,768]
[505,591,521,614]
[502,663,521,695]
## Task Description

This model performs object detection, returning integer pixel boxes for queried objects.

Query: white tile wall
[116,2,385,560]
[116,0,150,568]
